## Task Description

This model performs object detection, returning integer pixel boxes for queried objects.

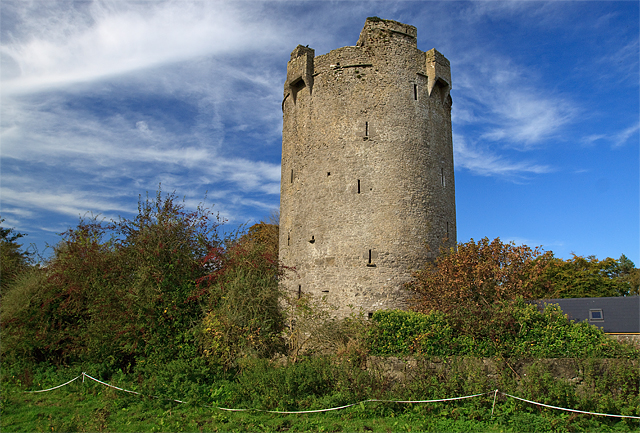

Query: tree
[405,238,639,357]
[542,254,639,298]
[1,191,223,366]
[406,238,555,353]
[613,254,639,296]
[0,218,32,290]
[240,221,279,259]
[407,237,554,316]
[408,238,638,316]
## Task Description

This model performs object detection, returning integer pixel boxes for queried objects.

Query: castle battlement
[356,17,417,47]
[280,18,456,317]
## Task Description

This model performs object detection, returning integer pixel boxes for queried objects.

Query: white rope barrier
[225,402,362,414]
[24,374,82,393]
[22,373,640,420]
[81,373,188,404]
[367,392,489,405]
[219,392,492,414]
[500,392,640,420]
[81,373,141,396]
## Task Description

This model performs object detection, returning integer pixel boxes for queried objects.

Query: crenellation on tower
[425,48,451,99]
[286,45,315,103]
[356,18,417,47]
[280,17,456,317]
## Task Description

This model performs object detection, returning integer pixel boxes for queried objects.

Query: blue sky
[1,1,638,264]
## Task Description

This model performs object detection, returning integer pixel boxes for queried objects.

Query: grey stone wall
[608,334,640,348]
[366,356,639,391]
[279,18,456,317]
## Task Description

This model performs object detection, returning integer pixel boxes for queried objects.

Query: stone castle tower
[279,18,456,317]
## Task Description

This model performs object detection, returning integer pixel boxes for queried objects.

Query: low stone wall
[366,356,639,392]
[608,333,640,347]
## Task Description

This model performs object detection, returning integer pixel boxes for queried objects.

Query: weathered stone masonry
[279,18,456,317]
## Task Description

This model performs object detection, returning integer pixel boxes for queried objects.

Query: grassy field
[3,373,639,433]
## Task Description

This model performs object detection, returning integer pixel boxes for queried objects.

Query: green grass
[3,376,639,432]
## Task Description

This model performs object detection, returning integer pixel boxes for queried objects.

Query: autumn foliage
[196,222,284,368]
[407,237,639,348]
[407,237,554,315]
[0,191,284,371]
[3,203,639,374]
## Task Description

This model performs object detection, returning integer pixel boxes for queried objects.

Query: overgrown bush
[403,237,639,360]
[197,235,285,369]
[228,353,383,411]
[281,293,370,363]
[367,310,454,356]
[368,301,639,358]
[1,192,217,367]
[1,190,285,374]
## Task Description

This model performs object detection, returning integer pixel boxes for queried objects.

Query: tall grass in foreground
[2,358,639,433]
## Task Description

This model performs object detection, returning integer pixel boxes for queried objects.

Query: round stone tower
[279,17,456,317]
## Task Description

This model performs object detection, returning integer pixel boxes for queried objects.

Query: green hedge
[367,301,639,358]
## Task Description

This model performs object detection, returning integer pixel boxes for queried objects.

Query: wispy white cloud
[0,1,289,95]
[462,1,568,28]
[453,134,552,177]
[449,50,575,178]
[453,53,577,150]
[1,96,281,193]
[462,1,538,21]
[582,122,640,148]
[612,123,640,148]
[0,182,134,218]
[588,30,639,88]
[480,91,576,146]
[0,12,285,228]
[0,207,35,219]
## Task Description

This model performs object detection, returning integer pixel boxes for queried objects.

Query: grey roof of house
[536,296,640,333]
